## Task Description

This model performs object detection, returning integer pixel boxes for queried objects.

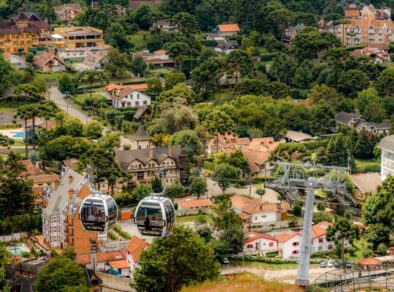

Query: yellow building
[54,26,108,59]
[0,12,51,53]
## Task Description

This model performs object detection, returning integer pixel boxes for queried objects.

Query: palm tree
[78,71,107,116]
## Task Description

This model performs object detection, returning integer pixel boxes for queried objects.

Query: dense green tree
[354,129,374,159]
[134,4,152,30]
[313,211,334,224]
[104,48,131,78]
[0,245,12,290]
[171,12,199,36]
[326,134,352,167]
[130,56,147,76]
[59,74,78,94]
[0,52,12,96]
[171,130,202,159]
[189,177,208,199]
[294,27,341,60]
[226,149,250,176]
[363,176,394,229]
[376,68,394,97]
[97,133,120,151]
[203,110,234,153]
[192,57,224,98]
[158,83,196,105]
[151,176,163,193]
[0,153,33,220]
[212,163,241,194]
[165,71,186,90]
[42,136,96,161]
[34,256,88,292]
[83,120,104,139]
[64,118,84,137]
[270,53,297,85]
[133,225,219,292]
[165,181,184,200]
[78,70,107,101]
[14,84,43,100]
[364,223,390,251]
[337,69,370,97]
[225,50,254,83]
[233,79,266,96]
[326,218,360,263]
[146,77,162,97]
[132,184,153,202]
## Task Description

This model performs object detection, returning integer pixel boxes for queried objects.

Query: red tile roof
[126,236,148,263]
[244,231,277,244]
[109,260,130,269]
[178,199,212,209]
[275,230,299,243]
[359,258,380,265]
[28,174,58,185]
[21,160,43,176]
[218,24,240,33]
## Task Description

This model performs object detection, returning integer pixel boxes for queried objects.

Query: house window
[143,101,147,105]
[293,242,299,246]
[269,242,273,247]
[137,172,144,180]
[292,250,299,255]
[328,245,333,250]
[247,244,253,248]
[135,101,139,106]
[318,246,323,251]
[254,216,257,220]
[261,215,267,218]
[319,237,324,243]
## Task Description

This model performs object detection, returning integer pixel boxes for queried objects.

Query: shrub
[108,230,119,240]
[113,224,131,239]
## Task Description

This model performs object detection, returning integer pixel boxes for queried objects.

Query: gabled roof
[178,199,212,209]
[55,4,81,14]
[115,146,185,171]
[218,24,240,33]
[351,173,382,194]
[131,125,151,141]
[275,229,299,243]
[133,106,149,120]
[126,236,148,263]
[244,231,277,244]
[335,112,359,124]
[13,12,41,22]
[378,135,394,151]
[33,52,65,68]
[285,130,314,142]
[359,258,380,265]
[109,260,129,269]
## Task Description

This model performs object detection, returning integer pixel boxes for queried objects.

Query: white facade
[249,211,278,224]
[381,148,394,180]
[112,91,151,108]
[278,233,302,259]
[244,237,278,254]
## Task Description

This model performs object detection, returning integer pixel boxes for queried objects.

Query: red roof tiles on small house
[218,24,240,33]
[178,199,212,209]
[109,260,129,269]
[359,258,380,266]
[244,231,278,244]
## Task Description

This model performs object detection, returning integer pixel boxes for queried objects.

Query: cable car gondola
[134,169,176,237]
[80,192,118,233]
[135,196,175,237]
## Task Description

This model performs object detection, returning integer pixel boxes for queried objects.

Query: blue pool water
[10,132,25,139]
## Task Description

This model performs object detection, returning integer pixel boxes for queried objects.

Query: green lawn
[73,93,106,105]
[128,31,149,50]
[0,107,17,113]
[354,159,380,173]
[148,68,173,76]
[176,214,214,224]
[35,71,64,82]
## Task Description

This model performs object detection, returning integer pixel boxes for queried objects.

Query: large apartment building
[54,26,108,59]
[0,12,51,53]
[378,135,394,180]
[320,4,394,46]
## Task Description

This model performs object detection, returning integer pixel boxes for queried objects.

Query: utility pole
[295,179,315,286]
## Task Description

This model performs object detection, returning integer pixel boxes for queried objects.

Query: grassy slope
[181,273,303,292]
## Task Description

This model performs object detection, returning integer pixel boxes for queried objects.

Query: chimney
[68,175,73,184]
[149,148,154,159]
[68,189,74,200]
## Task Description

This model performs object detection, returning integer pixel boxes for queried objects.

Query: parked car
[345,260,352,269]
[334,260,340,268]
[221,257,229,264]
[320,260,327,268]
[327,260,334,268]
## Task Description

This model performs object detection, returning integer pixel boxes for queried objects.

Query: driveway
[206,177,280,203]
[49,86,132,147]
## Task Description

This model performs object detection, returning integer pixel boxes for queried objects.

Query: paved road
[49,86,132,147]
[50,86,91,124]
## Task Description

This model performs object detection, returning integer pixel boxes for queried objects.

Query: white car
[327,260,334,268]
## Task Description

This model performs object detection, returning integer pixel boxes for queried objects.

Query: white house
[243,231,278,255]
[3,52,27,69]
[275,221,335,259]
[378,135,394,180]
[111,88,151,108]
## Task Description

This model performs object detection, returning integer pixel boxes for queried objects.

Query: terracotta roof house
[351,173,382,202]
[76,236,148,277]
[275,221,335,259]
[359,258,380,270]
[214,24,241,36]
[350,43,391,63]
[243,231,278,255]
[33,52,66,73]
[230,194,290,225]
[110,86,151,109]
[178,199,212,210]
[55,4,81,22]
[74,51,106,71]
[206,133,251,155]
[104,83,149,98]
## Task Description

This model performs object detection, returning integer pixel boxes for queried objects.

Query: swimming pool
[10,131,25,139]
[7,243,29,255]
